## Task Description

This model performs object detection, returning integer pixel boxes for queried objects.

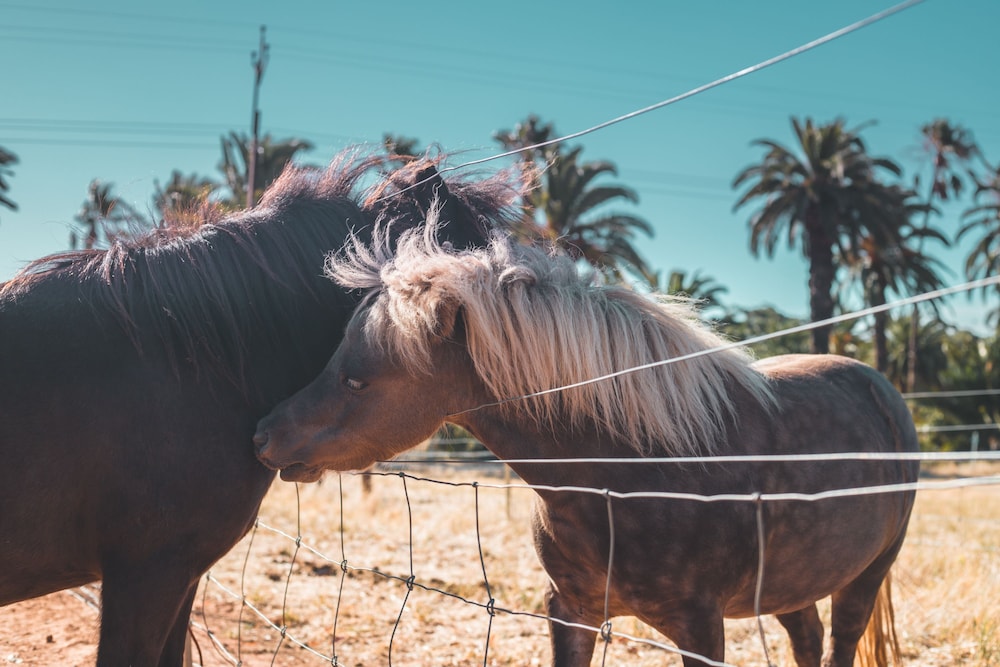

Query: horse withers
[0,153,524,666]
[254,223,919,667]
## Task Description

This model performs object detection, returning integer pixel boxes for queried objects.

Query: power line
[6,2,997,124]
[4,137,215,150]
[0,118,360,146]
[423,0,928,181]
[0,23,246,54]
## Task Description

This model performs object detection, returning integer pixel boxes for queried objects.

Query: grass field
[2,461,996,665]
[182,461,1000,667]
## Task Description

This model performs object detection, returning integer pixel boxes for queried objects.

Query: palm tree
[839,185,948,373]
[494,115,557,228]
[917,119,980,204]
[218,132,313,207]
[959,166,1000,325]
[153,170,222,228]
[906,119,983,390]
[72,180,147,249]
[884,316,949,392]
[494,117,654,284]
[382,133,422,157]
[660,269,727,318]
[733,117,906,354]
[721,306,811,357]
[494,114,557,166]
[533,145,654,283]
[0,145,17,219]
[929,330,1000,450]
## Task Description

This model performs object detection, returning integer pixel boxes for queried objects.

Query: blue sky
[2,0,998,334]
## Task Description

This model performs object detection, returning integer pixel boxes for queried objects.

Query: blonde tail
[856,571,902,667]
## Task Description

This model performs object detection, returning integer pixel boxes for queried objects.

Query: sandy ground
[2,465,998,666]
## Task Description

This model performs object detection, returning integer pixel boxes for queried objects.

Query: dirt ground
[3,464,998,666]
[1,591,98,666]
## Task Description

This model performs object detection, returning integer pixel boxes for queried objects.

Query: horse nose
[253,429,270,457]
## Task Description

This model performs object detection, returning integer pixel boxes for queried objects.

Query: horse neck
[455,409,627,490]
[127,220,355,410]
[240,278,352,409]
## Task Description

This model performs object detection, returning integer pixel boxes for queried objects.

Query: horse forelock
[335,221,776,457]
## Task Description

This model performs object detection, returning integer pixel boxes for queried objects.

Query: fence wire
[189,458,1000,667]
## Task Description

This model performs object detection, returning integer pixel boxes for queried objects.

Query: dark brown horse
[254,223,920,667]
[0,153,522,666]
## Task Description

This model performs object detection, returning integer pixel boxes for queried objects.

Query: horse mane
[1,150,527,394]
[329,217,776,457]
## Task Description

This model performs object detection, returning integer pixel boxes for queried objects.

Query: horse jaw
[278,463,325,483]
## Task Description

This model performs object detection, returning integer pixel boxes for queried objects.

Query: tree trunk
[872,284,889,374]
[805,208,834,355]
[908,160,943,392]
[906,307,919,391]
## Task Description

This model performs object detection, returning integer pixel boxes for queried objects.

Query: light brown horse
[254,218,919,667]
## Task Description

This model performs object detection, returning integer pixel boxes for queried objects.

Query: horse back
[751,353,920,457]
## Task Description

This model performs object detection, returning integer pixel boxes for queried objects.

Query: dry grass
[892,462,1000,666]
[186,462,1000,667]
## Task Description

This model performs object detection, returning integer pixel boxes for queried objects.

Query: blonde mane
[328,214,775,457]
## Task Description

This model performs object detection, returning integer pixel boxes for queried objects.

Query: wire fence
[179,455,1000,667]
[24,454,997,666]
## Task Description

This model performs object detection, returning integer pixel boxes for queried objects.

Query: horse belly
[0,436,103,605]
[0,456,102,604]
[723,486,913,618]
[0,566,99,606]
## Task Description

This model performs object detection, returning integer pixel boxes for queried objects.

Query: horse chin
[278,464,325,483]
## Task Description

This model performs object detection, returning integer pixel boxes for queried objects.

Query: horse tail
[856,571,902,667]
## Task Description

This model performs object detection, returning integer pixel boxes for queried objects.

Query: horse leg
[776,604,824,667]
[673,613,726,666]
[822,555,897,667]
[544,583,598,667]
[96,561,200,667]
[157,582,199,667]
[645,601,725,667]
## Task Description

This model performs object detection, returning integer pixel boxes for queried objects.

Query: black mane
[1,151,526,395]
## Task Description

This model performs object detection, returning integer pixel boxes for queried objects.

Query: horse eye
[344,377,368,392]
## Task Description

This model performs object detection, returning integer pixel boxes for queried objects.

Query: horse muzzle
[253,428,281,470]
[253,429,325,482]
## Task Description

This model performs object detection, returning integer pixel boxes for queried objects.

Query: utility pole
[247,25,269,209]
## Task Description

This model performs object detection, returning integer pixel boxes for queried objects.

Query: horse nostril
[253,430,269,455]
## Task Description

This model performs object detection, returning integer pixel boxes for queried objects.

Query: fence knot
[405,574,416,591]
[486,597,496,617]
[339,559,348,573]
[600,620,613,643]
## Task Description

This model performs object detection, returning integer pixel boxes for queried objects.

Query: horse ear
[407,161,487,250]
[434,298,462,340]
[412,164,451,212]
